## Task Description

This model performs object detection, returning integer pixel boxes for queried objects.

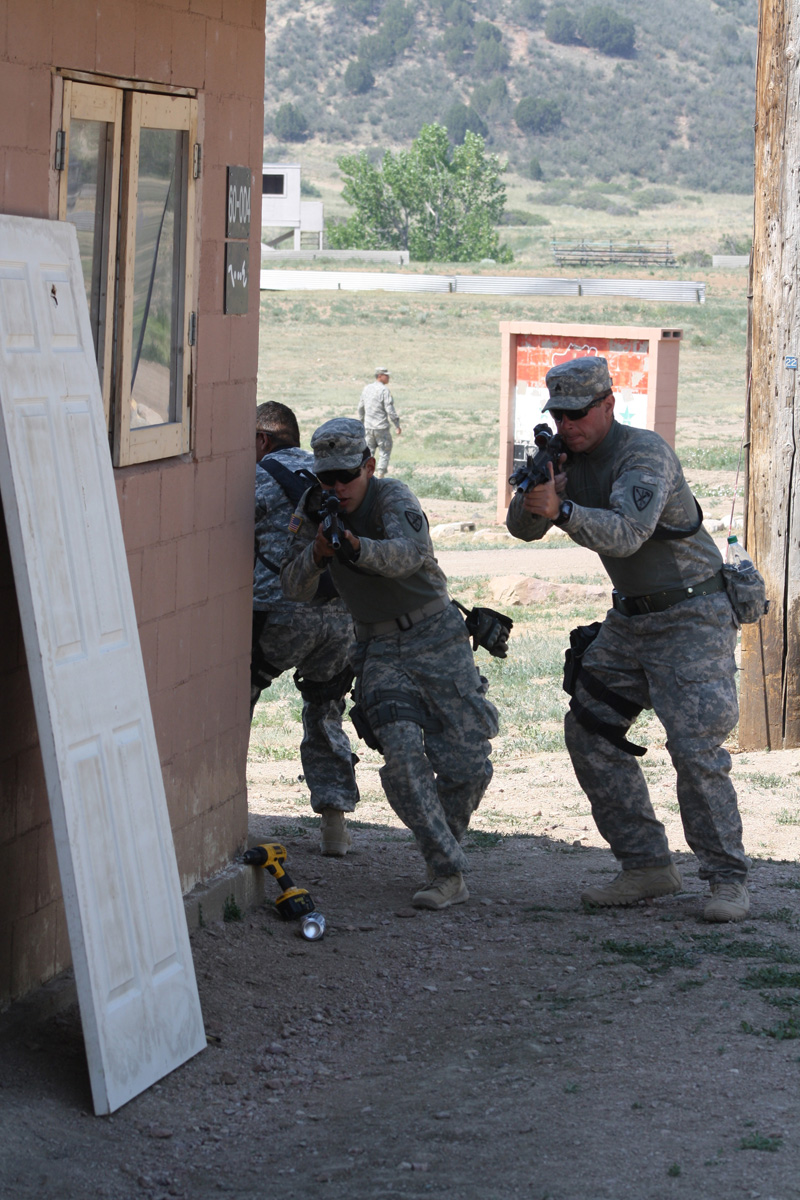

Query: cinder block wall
[0,0,265,1004]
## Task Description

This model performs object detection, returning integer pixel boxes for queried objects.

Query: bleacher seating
[552,240,677,267]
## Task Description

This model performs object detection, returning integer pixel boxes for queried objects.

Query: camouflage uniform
[358,378,400,476]
[507,379,748,884]
[253,446,358,814]
[282,436,498,878]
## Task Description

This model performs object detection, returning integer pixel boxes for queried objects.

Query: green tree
[359,0,415,66]
[344,58,375,93]
[514,96,562,134]
[328,123,512,262]
[444,102,489,144]
[517,0,543,24]
[578,6,635,56]
[544,5,577,44]
[274,103,309,142]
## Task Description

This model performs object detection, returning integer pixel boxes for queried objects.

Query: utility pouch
[294,663,355,704]
[721,564,770,625]
[349,701,383,752]
[563,622,603,695]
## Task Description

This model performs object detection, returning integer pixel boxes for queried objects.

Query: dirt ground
[2,735,800,1200]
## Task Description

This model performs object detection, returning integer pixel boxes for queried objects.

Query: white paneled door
[0,216,205,1114]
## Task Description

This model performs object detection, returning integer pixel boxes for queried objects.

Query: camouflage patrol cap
[311,417,369,473]
[542,356,613,412]
[375,366,390,376]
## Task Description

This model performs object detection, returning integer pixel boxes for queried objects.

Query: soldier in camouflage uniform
[506,357,750,923]
[252,402,359,856]
[281,418,499,910]
[357,367,402,478]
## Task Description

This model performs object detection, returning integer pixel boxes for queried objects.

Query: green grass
[741,967,800,989]
[690,933,800,964]
[601,939,698,973]
[738,1132,782,1152]
[678,443,743,471]
[465,829,504,849]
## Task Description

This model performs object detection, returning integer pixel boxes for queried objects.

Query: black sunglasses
[549,393,609,423]
[317,466,363,485]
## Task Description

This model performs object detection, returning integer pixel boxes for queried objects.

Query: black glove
[461,605,513,658]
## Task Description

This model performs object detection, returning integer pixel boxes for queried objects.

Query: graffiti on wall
[514,335,651,442]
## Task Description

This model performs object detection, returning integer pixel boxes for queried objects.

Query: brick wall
[0,0,265,1003]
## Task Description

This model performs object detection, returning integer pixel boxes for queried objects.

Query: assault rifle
[509,424,568,493]
[319,493,358,564]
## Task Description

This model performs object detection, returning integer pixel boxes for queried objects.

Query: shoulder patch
[288,511,303,533]
[633,486,654,512]
[404,508,423,532]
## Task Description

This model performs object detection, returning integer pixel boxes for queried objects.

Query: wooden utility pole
[740,0,800,748]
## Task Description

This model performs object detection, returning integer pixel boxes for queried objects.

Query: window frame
[58,80,197,468]
[58,80,123,429]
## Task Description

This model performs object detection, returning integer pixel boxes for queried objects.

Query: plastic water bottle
[726,534,755,572]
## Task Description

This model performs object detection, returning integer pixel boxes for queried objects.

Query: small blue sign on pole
[786,356,798,370]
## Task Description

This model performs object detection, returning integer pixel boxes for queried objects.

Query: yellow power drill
[242,843,315,920]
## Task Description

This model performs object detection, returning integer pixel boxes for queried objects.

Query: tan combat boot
[411,872,469,910]
[581,864,682,908]
[319,808,352,857]
[703,880,750,922]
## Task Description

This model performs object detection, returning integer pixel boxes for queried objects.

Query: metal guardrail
[261,248,411,265]
[259,269,706,303]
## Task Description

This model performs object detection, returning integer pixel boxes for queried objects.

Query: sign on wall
[514,334,650,441]
[226,166,251,239]
[225,166,251,315]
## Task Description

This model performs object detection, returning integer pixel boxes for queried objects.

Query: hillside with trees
[264,0,757,194]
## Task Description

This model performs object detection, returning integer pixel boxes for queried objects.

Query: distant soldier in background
[252,401,359,857]
[358,367,402,477]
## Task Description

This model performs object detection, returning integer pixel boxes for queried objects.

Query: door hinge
[188,311,197,346]
[55,130,66,171]
[193,143,202,179]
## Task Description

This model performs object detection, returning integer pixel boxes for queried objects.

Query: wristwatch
[554,499,573,527]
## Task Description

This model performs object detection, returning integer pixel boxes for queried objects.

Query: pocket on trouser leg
[671,660,739,743]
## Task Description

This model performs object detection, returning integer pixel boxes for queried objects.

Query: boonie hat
[311,417,369,474]
[542,356,612,412]
[374,366,390,376]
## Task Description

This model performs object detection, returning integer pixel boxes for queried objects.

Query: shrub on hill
[333,0,381,19]
[545,6,578,44]
[444,102,489,144]
[473,34,510,77]
[515,96,563,134]
[578,6,636,57]
[344,59,375,93]
[359,0,415,66]
[516,0,543,26]
[273,103,308,142]
[471,77,509,117]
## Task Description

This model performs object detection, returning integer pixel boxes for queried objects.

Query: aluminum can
[300,911,326,941]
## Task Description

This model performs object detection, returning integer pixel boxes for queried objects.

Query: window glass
[131,128,188,430]
[64,118,112,367]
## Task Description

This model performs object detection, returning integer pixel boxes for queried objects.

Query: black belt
[612,571,726,616]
